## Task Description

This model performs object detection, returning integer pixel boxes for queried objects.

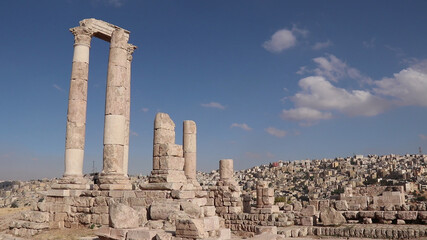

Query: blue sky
[1,0,427,180]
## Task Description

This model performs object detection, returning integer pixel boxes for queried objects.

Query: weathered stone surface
[149,171,187,183]
[154,113,175,130]
[320,207,346,226]
[171,190,195,199]
[335,200,349,211]
[301,205,316,216]
[293,202,302,211]
[154,232,173,240]
[20,211,49,223]
[102,144,124,174]
[150,201,180,220]
[125,228,160,240]
[180,201,202,218]
[419,211,427,220]
[383,211,397,220]
[176,218,207,239]
[218,228,231,239]
[132,206,148,227]
[220,159,234,180]
[301,216,314,226]
[147,220,164,229]
[203,216,220,232]
[109,202,139,229]
[203,206,216,217]
[159,143,183,157]
[397,211,417,220]
[255,226,277,235]
[359,211,375,218]
[159,156,185,171]
[183,120,197,180]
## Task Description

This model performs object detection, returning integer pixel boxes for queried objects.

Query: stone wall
[10,189,170,236]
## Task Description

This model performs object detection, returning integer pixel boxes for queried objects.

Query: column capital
[127,44,137,61]
[111,28,128,49]
[70,26,93,47]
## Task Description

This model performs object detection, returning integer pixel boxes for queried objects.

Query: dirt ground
[32,228,97,240]
[0,207,29,232]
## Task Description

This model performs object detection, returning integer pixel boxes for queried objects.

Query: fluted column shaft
[101,29,128,176]
[64,26,92,177]
[183,120,197,179]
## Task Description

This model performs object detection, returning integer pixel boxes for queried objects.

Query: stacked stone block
[220,212,294,232]
[205,159,243,227]
[253,181,278,214]
[10,210,50,237]
[148,113,187,189]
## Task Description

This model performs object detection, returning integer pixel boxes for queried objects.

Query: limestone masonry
[4,18,427,240]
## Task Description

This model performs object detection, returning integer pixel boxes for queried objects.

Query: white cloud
[291,25,309,37]
[283,57,427,125]
[265,127,287,138]
[201,102,226,110]
[231,123,252,131]
[420,134,427,140]
[312,54,369,83]
[262,25,308,53]
[281,107,332,123]
[293,76,389,117]
[374,66,427,106]
[296,66,308,75]
[312,40,333,50]
[53,84,64,92]
[263,29,296,53]
[385,45,405,58]
[141,108,149,113]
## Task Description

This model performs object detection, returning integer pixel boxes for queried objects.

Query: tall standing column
[123,44,136,176]
[183,120,197,180]
[63,26,92,181]
[99,28,131,190]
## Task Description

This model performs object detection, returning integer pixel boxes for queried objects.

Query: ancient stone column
[153,113,176,170]
[123,44,136,176]
[99,28,131,189]
[219,159,233,180]
[256,181,266,208]
[63,26,92,180]
[183,120,197,180]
